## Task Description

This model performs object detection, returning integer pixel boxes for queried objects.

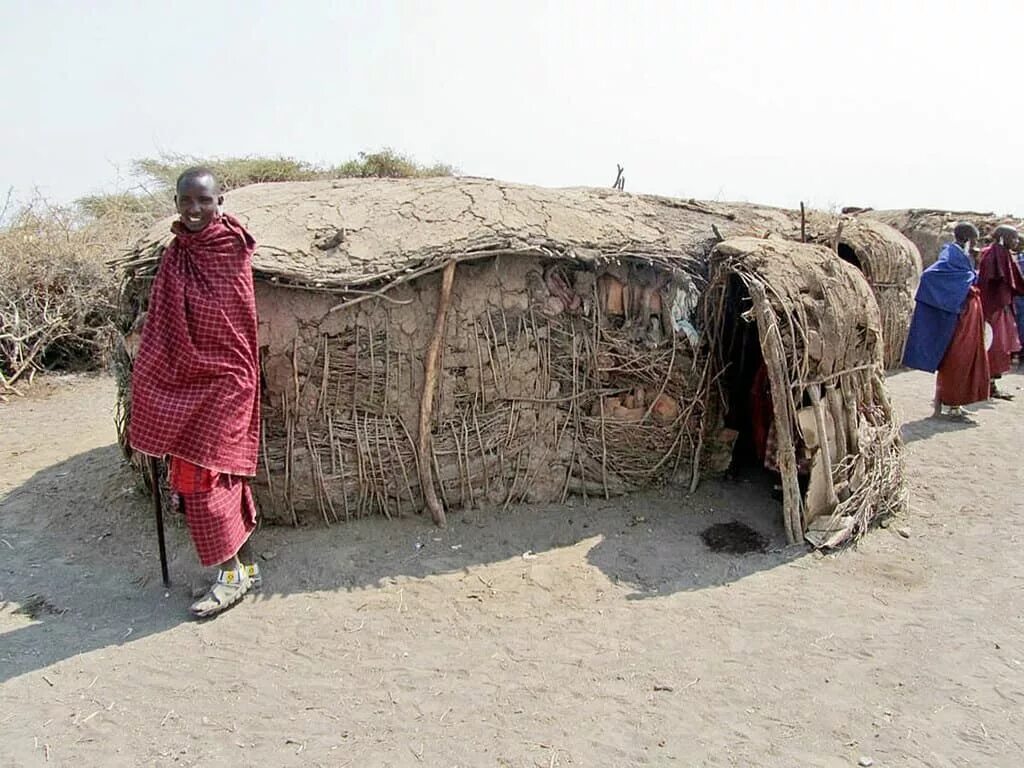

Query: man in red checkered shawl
[129,167,262,618]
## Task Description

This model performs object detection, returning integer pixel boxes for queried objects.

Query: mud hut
[857,208,1023,269]
[802,214,922,369]
[704,237,905,547]
[116,177,905,546]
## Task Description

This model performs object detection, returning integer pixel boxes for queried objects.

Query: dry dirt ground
[1,371,1022,767]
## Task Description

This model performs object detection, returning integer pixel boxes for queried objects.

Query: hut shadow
[0,445,186,685]
[583,474,805,601]
[1,447,804,683]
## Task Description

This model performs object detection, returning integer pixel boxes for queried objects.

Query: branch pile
[0,199,129,394]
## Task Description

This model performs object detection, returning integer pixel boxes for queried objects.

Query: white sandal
[190,564,251,618]
[243,562,262,589]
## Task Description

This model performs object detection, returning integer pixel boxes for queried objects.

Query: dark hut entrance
[717,274,770,479]
[837,242,862,271]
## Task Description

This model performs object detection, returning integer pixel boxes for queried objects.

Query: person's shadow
[1,445,806,684]
[900,412,984,444]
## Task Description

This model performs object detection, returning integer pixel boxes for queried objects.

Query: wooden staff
[418,259,457,527]
[149,456,170,587]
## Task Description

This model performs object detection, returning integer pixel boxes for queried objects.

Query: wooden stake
[748,281,803,544]
[800,202,806,243]
[831,221,845,254]
[418,259,457,526]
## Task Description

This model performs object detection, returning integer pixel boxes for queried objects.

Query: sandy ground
[1,370,1023,767]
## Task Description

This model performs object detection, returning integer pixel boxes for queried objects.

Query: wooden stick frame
[418,259,458,526]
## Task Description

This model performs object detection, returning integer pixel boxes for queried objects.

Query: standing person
[903,222,990,418]
[977,225,1024,398]
[129,167,263,618]
[1014,249,1024,360]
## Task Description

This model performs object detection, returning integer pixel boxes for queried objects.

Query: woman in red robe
[977,226,1024,399]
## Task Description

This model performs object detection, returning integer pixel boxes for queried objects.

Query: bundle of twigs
[0,206,120,394]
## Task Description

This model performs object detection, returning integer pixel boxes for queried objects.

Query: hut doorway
[717,274,773,481]
[837,242,862,271]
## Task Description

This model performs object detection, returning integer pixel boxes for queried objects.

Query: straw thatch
[704,237,906,546]
[803,214,922,369]
[115,177,906,547]
[858,208,1023,269]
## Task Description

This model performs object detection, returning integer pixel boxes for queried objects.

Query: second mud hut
[802,213,922,369]
[858,208,1022,269]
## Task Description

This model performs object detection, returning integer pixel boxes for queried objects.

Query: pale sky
[2,0,1022,213]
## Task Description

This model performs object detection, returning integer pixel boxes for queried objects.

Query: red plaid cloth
[171,457,256,566]
[129,214,260,477]
[979,242,1024,377]
[169,456,218,494]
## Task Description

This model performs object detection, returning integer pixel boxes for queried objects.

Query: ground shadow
[901,414,981,444]
[0,445,805,684]
[884,367,914,378]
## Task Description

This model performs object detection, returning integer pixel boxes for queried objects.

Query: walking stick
[149,456,171,587]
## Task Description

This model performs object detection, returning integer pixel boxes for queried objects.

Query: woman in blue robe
[903,222,982,415]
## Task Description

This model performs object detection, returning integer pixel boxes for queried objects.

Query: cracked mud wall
[255,254,708,524]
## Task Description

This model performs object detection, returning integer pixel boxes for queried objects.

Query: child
[129,167,262,618]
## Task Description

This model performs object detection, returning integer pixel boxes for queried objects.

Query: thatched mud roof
[713,236,884,379]
[802,214,920,369]
[859,208,1023,268]
[129,177,800,291]
[826,217,920,288]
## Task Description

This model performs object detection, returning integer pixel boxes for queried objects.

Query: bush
[330,149,456,179]
[134,148,455,193]
[134,154,323,194]
[0,198,124,390]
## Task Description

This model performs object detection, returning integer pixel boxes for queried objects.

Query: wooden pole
[831,221,845,254]
[418,259,457,527]
[800,202,806,243]
[148,456,170,587]
[748,282,803,544]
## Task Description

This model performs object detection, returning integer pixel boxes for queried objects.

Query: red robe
[935,287,990,406]
[978,242,1024,376]
[129,214,260,565]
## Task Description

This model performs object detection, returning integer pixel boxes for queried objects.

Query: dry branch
[418,259,457,526]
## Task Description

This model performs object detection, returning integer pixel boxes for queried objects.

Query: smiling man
[129,168,263,618]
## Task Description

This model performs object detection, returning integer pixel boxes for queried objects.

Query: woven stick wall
[704,237,907,547]
[253,253,707,523]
